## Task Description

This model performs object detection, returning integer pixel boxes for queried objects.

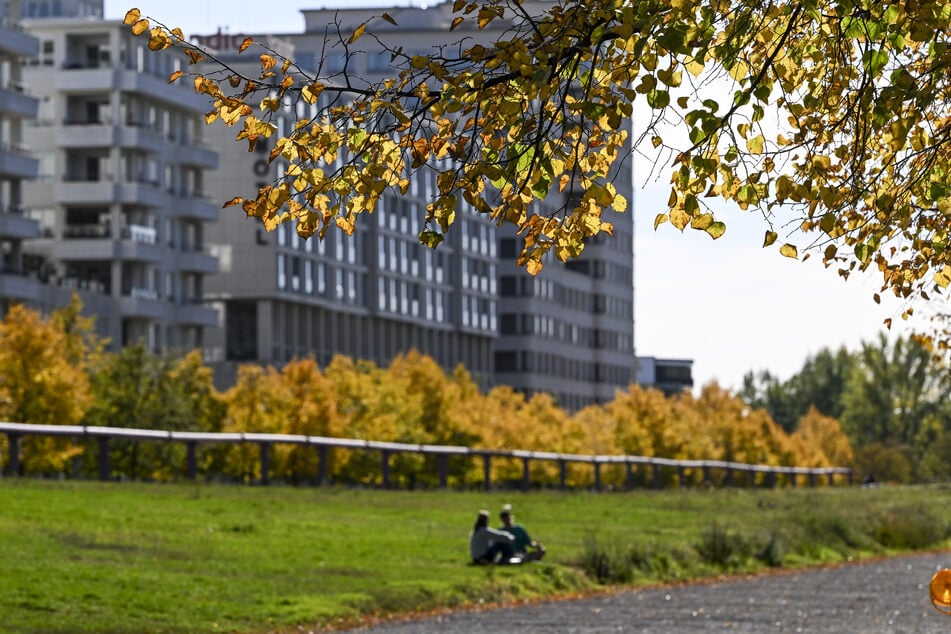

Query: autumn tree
[125,2,951,345]
[83,345,225,480]
[0,298,97,474]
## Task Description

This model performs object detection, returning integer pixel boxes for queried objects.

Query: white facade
[17,17,219,350]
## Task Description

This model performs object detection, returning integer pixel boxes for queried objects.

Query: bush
[695,522,749,568]
[874,505,948,550]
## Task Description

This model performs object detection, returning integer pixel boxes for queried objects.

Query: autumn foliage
[0,302,852,486]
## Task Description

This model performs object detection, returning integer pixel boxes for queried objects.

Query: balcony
[0,270,41,301]
[0,145,38,179]
[172,194,218,221]
[0,22,39,58]
[116,69,208,112]
[175,300,218,327]
[117,181,167,208]
[119,289,170,320]
[177,248,218,274]
[118,123,166,153]
[176,142,218,169]
[55,67,113,93]
[0,209,39,240]
[55,180,115,204]
[59,120,116,148]
[0,82,39,119]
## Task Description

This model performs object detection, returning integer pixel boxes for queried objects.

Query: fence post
[702,465,711,486]
[625,461,634,491]
[827,471,835,487]
[381,450,391,489]
[97,436,110,481]
[558,459,568,490]
[789,472,797,488]
[259,442,270,485]
[677,465,686,488]
[651,463,661,489]
[436,453,449,489]
[317,445,329,485]
[185,441,198,480]
[5,432,20,477]
[521,457,531,492]
[724,466,733,487]
[808,471,816,488]
[593,461,602,492]
[482,454,492,491]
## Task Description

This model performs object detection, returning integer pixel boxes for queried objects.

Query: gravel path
[351,551,951,633]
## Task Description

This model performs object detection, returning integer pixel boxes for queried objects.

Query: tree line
[3,297,933,486]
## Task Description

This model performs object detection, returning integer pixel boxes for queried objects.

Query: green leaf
[419,231,444,248]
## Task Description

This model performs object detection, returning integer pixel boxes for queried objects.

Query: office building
[198,2,637,408]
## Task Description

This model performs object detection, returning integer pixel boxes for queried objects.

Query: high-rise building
[17,15,220,349]
[197,2,637,408]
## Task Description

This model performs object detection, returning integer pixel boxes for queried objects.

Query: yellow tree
[790,406,854,469]
[0,301,96,474]
[126,3,951,346]
[219,364,291,482]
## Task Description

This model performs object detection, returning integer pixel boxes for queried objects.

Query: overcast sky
[104,1,924,391]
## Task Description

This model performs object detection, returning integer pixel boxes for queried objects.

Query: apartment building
[0,0,41,313]
[196,2,637,408]
[17,15,220,350]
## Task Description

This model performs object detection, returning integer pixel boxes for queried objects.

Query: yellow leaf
[168,70,184,84]
[763,230,777,247]
[450,16,464,30]
[348,22,367,45]
[934,265,951,288]
[123,8,141,24]
[239,37,254,53]
[381,12,397,25]
[148,27,170,51]
[670,206,689,230]
[653,213,668,229]
[705,222,726,239]
[260,54,276,71]
[779,243,798,259]
[526,259,543,276]
[131,18,149,35]
[223,197,244,208]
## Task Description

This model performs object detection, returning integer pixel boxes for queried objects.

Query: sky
[104,1,924,392]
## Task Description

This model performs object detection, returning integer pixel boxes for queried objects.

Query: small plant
[754,530,787,567]
[695,522,749,568]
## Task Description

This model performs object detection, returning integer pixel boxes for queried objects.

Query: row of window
[499,275,633,318]
[498,313,633,352]
[276,255,361,306]
[494,351,633,385]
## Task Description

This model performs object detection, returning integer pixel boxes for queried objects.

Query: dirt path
[351,551,951,633]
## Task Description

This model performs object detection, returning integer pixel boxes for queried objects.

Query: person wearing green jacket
[499,504,545,562]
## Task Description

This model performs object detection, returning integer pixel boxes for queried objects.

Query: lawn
[1,479,949,633]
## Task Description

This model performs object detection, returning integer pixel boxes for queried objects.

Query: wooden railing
[0,421,853,489]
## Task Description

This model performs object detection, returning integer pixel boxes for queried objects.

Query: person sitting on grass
[469,509,517,565]
[499,504,546,562]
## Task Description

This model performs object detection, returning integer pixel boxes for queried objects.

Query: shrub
[695,522,749,568]
[874,505,948,550]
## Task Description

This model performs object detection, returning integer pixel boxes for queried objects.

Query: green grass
[1,480,950,633]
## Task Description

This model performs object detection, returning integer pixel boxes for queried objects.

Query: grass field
[1,479,950,633]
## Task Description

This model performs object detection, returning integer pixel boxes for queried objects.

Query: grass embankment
[1,480,949,633]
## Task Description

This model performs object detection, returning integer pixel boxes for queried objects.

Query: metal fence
[0,421,853,489]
